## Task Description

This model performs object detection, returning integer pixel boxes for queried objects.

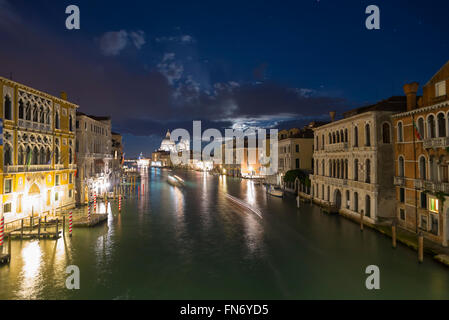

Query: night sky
[1,0,448,157]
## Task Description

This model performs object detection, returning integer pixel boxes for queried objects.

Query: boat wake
[225,193,263,219]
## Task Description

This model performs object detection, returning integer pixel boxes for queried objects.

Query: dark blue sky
[1,0,448,157]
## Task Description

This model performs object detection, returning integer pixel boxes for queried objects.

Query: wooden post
[21,219,24,239]
[418,232,424,263]
[38,218,41,238]
[8,234,11,257]
[62,216,65,236]
[44,216,47,231]
[56,218,59,239]
[392,222,397,249]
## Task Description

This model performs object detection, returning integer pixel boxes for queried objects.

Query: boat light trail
[225,193,263,219]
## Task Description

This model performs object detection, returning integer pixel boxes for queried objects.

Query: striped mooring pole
[88,202,91,223]
[0,215,4,248]
[69,211,73,237]
[119,194,122,212]
[94,192,97,213]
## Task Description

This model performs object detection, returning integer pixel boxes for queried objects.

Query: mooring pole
[418,232,424,263]
[360,211,364,232]
[392,222,397,249]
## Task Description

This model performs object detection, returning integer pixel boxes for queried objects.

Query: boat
[267,185,284,198]
[167,174,185,187]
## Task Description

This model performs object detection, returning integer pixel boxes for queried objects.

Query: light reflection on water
[1,169,449,300]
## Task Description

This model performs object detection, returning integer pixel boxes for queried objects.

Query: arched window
[32,147,38,165]
[328,133,331,144]
[55,147,60,164]
[345,159,348,179]
[398,156,405,177]
[40,107,45,124]
[428,115,436,139]
[354,159,359,181]
[69,148,73,164]
[69,115,73,132]
[336,131,340,143]
[365,195,371,218]
[19,100,24,119]
[346,190,350,209]
[321,160,325,176]
[40,147,45,165]
[321,135,324,148]
[4,95,12,120]
[419,156,427,180]
[365,124,371,146]
[55,112,60,129]
[332,133,336,144]
[354,192,359,212]
[354,126,359,147]
[3,143,12,166]
[365,159,371,183]
[33,104,38,122]
[398,122,404,142]
[329,159,332,177]
[438,113,446,137]
[25,146,31,165]
[382,123,391,143]
[18,146,24,165]
[417,118,424,139]
[26,102,31,121]
[46,109,50,125]
[46,148,51,164]
[344,129,348,143]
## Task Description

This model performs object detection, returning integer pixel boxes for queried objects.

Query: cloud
[155,34,196,44]
[130,30,146,49]
[99,30,146,56]
[99,30,129,56]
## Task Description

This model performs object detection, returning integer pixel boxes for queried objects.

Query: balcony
[423,137,449,149]
[394,176,405,186]
[324,142,348,152]
[4,164,52,173]
[414,179,449,193]
[18,119,52,133]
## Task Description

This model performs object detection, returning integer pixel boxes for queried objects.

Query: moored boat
[267,185,284,198]
[167,174,185,187]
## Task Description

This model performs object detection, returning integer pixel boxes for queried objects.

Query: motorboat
[267,185,284,198]
[167,174,185,187]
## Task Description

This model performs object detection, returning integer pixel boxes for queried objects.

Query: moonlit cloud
[99,30,146,56]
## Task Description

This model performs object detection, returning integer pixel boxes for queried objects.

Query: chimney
[60,91,67,101]
[403,82,419,111]
[329,111,336,122]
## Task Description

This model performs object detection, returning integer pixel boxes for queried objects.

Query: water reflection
[18,241,42,299]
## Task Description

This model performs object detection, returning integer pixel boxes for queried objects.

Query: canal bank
[1,169,449,299]
[298,191,449,268]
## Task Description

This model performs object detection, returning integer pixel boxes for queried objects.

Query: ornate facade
[75,112,112,204]
[0,77,77,222]
[393,60,449,246]
[310,97,406,223]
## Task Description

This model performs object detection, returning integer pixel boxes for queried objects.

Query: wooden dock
[73,214,108,228]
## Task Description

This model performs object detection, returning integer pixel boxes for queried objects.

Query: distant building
[277,123,324,186]
[75,112,112,204]
[310,97,407,223]
[152,130,190,168]
[0,77,77,221]
[392,60,449,246]
[111,132,123,188]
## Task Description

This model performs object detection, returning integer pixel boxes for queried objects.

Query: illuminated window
[55,192,59,202]
[436,81,446,97]
[3,203,11,213]
[4,179,12,194]
[429,197,439,213]
[69,190,73,198]
[56,174,60,186]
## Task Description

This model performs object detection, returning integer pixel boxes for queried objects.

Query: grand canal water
[1,168,449,300]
